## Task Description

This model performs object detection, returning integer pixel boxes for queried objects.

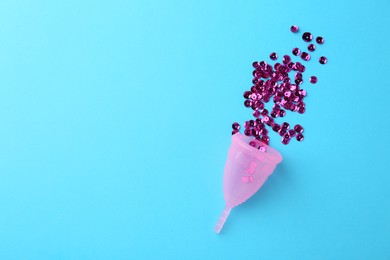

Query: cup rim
[231,133,283,164]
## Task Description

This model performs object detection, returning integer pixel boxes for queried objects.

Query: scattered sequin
[270,52,278,60]
[288,129,296,137]
[301,52,311,61]
[283,55,291,64]
[232,122,240,130]
[319,56,327,64]
[296,133,304,141]
[282,122,290,129]
[290,25,299,33]
[316,36,324,44]
[292,47,301,56]
[308,44,316,52]
[302,32,313,42]
[249,141,257,147]
[282,138,290,145]
[294,124,304,133]
[310,76,318,84]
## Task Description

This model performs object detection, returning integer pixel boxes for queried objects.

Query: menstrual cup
[214,133,282,234]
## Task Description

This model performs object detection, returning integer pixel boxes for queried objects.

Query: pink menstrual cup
[214,133,283,234]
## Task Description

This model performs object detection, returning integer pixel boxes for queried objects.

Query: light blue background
[0,0,389,259]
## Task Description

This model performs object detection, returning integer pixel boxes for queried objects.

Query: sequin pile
[231,25,327,145]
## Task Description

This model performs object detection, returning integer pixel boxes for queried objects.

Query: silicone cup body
[214,133,282,233]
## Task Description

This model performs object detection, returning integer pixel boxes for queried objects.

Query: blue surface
[0,0,389,259]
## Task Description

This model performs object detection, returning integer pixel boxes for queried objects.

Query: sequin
[288,129,296,137]
[249,141,257,147]
[272,124,281,132]
[316,36,324,44]
[259,61,267,67]
[282,55,291,64]
[244,100,252,107]
[261,136,270,144]
[319,56,327,64]
[279,109,286,117]
[296,133,304,141]
[290,84,297,91]
[295,72,303,79]
[290,25,299,33]
[282,138,290,145]
[309,76,318,84]
[278,128,287,136]
[253,110,261,118]
[282,122,290,129]
[252,129,258,137]
[297,63,306,72]
[289,103,297,111]
[308,44,316,52]
[294,124,304,133]
[266,117,274,126]
[250,93,257,100]
[261,109,269,116]
[244,129,251,136]
[243,91,252,99]
[292,47,301,56]
[254,101,264,110]
[253,71,261,78]
[295,78,303,85]
[270,52,278,60]
[232,122,240,130]
[302,32,313,42]
[300,52,311,61]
